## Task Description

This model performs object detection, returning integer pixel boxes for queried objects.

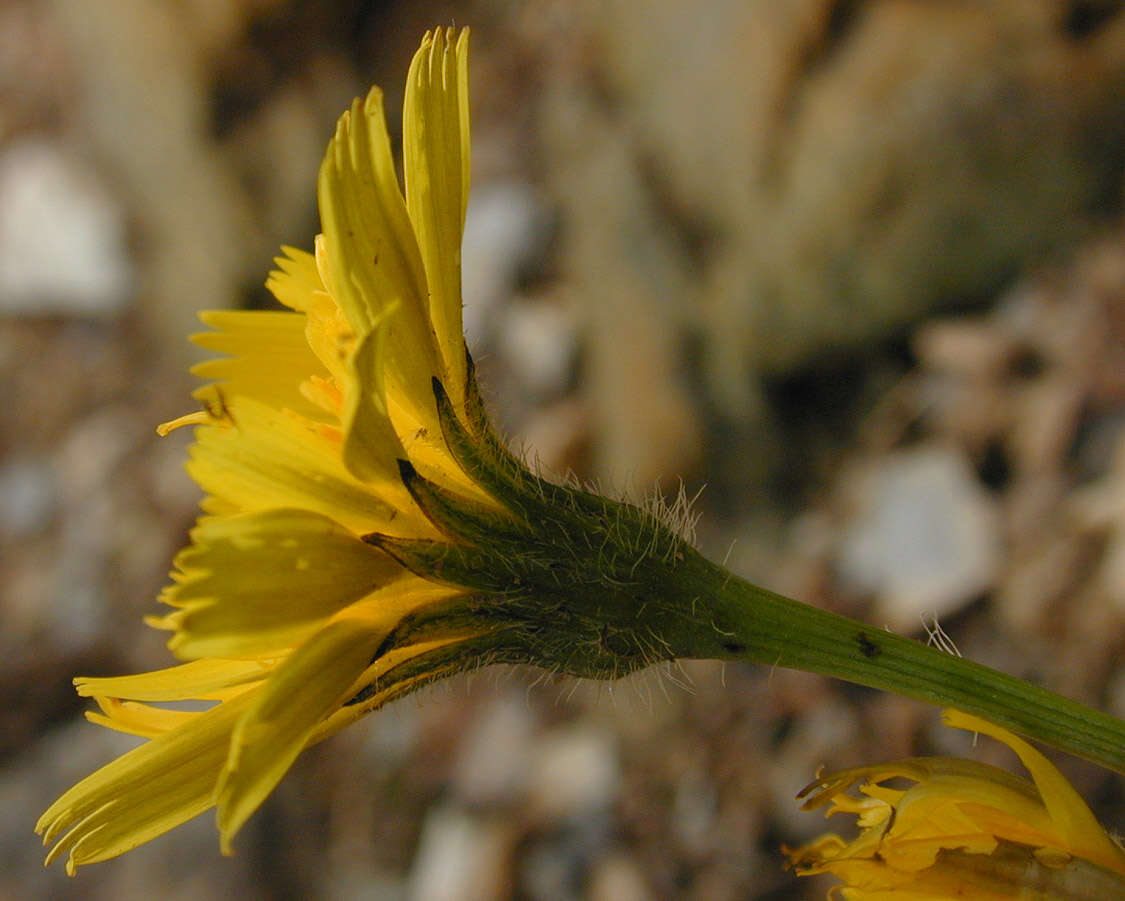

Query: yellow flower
[37,27,726,874]
[787,709,1125,899]
[36,27,485,873]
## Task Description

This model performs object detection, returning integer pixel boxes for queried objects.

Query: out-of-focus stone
[0,140,133,316]
[997,529,1087,633]
[0,457,55,538]
[836,446,1001,632]
[671,767,718,855]
[588,853,653,901]
[407,805,511,901]
[1074,440,1125,613]
[451,691,536,806]
[497,298,577,400]
[527,725,619,822]
[462,181,553,350]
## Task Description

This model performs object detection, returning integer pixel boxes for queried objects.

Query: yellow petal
[403,27,470,396]
[215,617,387,850]
[316,89,428,343]
[301,283,353,391]
[38,692,253,874]
[943,710,1125,876]
[316,88,443,474]
[265,245,323,313]
[85,698,200,739]
[185,393,417,532]
[76,658,273,702]
[161,509,404,658]
[876,799,999,871]
[308,635,465,740]
[189,310,329,419]
[338,319,413,485]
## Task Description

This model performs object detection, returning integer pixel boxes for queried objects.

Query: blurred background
[5,0,1125,898]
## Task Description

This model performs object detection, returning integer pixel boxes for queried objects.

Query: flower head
[36,27,726,874]
[787,709,1125,899]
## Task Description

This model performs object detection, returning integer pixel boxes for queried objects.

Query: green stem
[682,552,1125,774]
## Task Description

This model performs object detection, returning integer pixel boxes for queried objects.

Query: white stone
[0,457,55,538]
[527,725,619,822]
[461,181,551,348]
[0,139,133,316]
[588,854,653,901]
[407,805,508,901]
[837,446,1000,632]
[451,691,535,805]
[497,299,577,398]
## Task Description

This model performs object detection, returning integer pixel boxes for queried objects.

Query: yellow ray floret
[213,616,390,852]
[190,310,328,419]
[183,394,416,530]
[86,698,203,739]
[403,26,471,401]
[38,693,254,874]
[151,508,406,659]
[38,27,486,873]
[76,658,274,702]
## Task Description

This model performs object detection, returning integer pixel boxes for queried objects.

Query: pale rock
[462,181,552,350]
[0,140,132,316]
[0,457,55,538]
[671,767,718,855]
[588,854,653,901]
[497,298,577,399]
[408,805,510,901]
[837,446,1000,632]
[527,725,619,822]
[451,691,536,805]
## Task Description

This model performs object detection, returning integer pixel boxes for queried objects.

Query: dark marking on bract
[856,632,880,659]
